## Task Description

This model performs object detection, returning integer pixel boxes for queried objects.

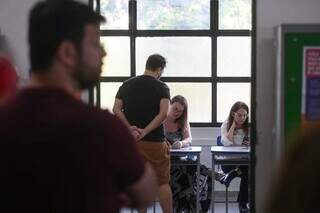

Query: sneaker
[221,169,238,187]
[239,202,250,213]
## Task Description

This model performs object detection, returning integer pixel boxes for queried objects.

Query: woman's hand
[242,136,250,146]
[171,141,183,149]
[242,141,250,146]
[231,120,237,129]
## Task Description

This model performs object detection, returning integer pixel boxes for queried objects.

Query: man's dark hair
[145,54,166,71]
[28,0,105,72]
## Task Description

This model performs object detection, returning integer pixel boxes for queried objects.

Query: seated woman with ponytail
[164,95,227,212]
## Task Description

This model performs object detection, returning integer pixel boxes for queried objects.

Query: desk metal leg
[211,154,215,213]
[226,187,228,213]
[196,154,200,213]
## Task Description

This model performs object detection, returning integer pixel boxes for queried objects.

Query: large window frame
[90,0,257,211]
[91,0,252,127]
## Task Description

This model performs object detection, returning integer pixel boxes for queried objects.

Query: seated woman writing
[220,101,250,213]
[164,95,227,212]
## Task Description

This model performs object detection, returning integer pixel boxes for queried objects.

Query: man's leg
[159,183,173,213]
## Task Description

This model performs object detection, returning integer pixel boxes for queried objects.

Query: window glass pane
[137,0,210,30]
[136,37,211,77]
[217,36,251,77]
[100,37,130,77]
[219,0,251,30]
[167,83,211,122]
[100,82,122,111]
[100,0,128,29]
[93,87,97,106]
[217,83,251,122]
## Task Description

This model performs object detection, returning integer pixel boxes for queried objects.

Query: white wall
[256,0,320,212]
[0,0,39,81]
[0,0,88,81]
[2,0,320,212]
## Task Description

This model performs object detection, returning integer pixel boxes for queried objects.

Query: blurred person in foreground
[0,1,157,212]
[266,124,320,213]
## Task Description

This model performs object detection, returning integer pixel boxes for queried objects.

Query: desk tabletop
[211,146,250,153]
[170,146,202,153]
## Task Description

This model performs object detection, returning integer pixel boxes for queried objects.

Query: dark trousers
[221,165,249,204]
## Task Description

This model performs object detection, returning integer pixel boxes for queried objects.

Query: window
[93,0,252,126]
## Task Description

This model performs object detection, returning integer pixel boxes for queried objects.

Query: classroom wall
[256,0,320,212]
[0,0,88,81]
[1,0,320,212]
[0,0,36,81]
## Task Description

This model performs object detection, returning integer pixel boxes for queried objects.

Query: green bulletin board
[284,33,320,145]
[275,25,320,155]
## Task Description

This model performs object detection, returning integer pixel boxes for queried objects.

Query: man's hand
[136,128,147,141]
[118,192,131,207]
[130,126,143,141]
[171,141,183,149]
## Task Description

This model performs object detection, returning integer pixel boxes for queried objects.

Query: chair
[216,136,230,213]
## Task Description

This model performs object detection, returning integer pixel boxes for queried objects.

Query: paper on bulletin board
[301,46,320,128]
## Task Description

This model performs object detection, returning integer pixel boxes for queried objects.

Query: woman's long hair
[171,95,188,130]
[227,101,249,136]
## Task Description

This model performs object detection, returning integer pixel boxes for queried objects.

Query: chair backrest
[217,135,223,146]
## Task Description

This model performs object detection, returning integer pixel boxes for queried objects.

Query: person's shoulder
[123,75,141,84]
[119,76,142,89]
[158,79,168,87]
[221,119,229,128]
[85,106,115,122]
[152,78,169,89]
[88,107,128,130]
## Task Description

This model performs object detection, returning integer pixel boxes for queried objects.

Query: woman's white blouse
[220,120,246,146]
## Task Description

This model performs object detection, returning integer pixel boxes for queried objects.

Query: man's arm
[113,98,143,141]
[138,98,169,140]
[124,162,158,209]
[113,98,131,128]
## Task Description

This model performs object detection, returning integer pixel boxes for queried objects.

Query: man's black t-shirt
[116,75,170,142]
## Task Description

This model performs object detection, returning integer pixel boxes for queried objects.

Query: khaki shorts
[138,140,171,186]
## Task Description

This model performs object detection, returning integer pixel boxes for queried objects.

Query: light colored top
[170,146,202,153]
[220,120,246,146]
[211,146,250,153]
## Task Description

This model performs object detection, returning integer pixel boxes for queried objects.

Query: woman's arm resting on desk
[181,122,192,147]
[171,122,192,149]
[125,162,158,209]
[221,121,234,146]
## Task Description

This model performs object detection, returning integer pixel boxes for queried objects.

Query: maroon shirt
[0,87,145,213]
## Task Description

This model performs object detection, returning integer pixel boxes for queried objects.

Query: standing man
[113,54,173,213]
[0,1,157,213]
